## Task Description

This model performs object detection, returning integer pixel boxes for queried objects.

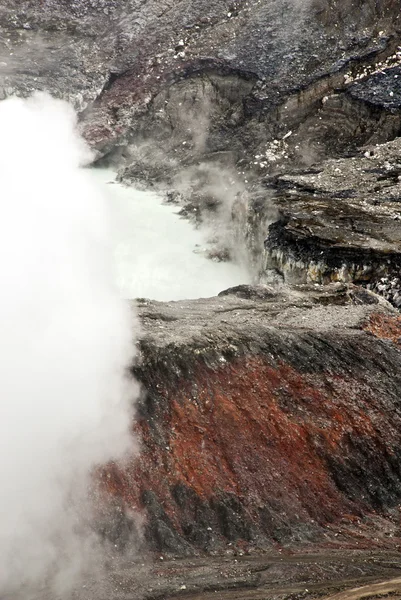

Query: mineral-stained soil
[82,284,401,598]
[95,285,401,558]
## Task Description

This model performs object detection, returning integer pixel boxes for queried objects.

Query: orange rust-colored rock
[364,312,401,345]
[100,294,401,555]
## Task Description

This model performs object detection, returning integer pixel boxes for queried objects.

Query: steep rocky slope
[2,0,401,569]
[98,285,401,555]
[1,0,400,166]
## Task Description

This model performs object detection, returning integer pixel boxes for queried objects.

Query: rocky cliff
[2,0,401,565]
[96,285,401,556]
[1,0,400,165]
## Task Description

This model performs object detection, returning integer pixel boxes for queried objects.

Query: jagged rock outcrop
[98,285,401,554]
[263,136,401,304]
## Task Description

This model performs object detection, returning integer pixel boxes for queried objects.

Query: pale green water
[92,169,250,301]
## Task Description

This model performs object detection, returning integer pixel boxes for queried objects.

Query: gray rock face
[0,3,114,110]
[263,136,401,304]
[1,0,400,157]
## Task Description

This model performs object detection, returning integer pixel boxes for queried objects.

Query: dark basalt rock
[263,136,401,303]
[348,64,401,112]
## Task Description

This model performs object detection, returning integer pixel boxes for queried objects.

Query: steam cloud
[0,93,136,594]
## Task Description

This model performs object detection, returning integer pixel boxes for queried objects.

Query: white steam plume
[0,93,137,593]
